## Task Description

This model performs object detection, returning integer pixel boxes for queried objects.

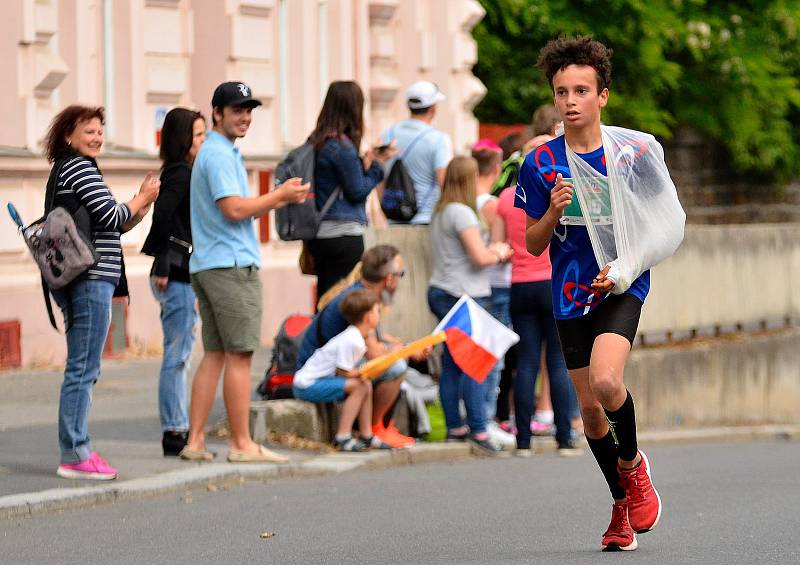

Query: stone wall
[366,223,800,343]
[626,329,800,428]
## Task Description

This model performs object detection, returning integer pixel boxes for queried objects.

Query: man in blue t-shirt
[296,245,427,449]
[380,81,453,224]
[516,38,663,552]
[184,81,309,465]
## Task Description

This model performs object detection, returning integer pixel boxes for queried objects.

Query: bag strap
[315,303,328,348]
[318,186,342,218]
[42,275,60,331]
[399,127,432,161]
[43,160,65,216]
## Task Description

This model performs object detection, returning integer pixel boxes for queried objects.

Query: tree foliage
[473,0,800,180]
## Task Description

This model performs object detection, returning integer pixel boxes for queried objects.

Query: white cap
[406,81,446,110]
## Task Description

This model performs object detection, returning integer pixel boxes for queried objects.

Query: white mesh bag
[565,125,686,293]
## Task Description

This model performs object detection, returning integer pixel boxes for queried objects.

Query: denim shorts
[372,359,407,386]
[293,377,347,403]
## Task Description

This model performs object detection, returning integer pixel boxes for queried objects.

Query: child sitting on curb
[292,289,384,452]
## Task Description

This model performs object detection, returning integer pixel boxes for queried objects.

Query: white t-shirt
[293,326,367,389]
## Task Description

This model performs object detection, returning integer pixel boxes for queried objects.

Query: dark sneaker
[162,431,188,457]
[556,440,584,457]
[367,436,393,450]
[618,450,662,533]
[602,502,638,551]
[334,437,368,452]
[468,436,509,457]
[446,430,469,442]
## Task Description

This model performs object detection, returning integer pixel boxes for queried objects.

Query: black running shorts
[555,293,643,370]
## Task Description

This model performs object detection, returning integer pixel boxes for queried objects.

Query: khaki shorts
[191,267,262,353]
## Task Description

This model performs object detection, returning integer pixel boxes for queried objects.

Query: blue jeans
[427,286,492,435]
[510,281,578,448]
[484,286,510,420]
[151,279,197,432]
[53,279,114,464]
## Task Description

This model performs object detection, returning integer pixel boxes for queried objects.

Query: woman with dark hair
[141,108,206,456]
[307,80,396,304]
[44,104,160,480]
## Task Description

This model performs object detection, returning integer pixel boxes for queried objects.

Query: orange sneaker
[372,423,415,449]
[385,421,416,447]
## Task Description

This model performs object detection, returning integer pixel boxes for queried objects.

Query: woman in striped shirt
[43,105,160,481]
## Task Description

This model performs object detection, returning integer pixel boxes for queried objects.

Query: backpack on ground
[274,142,340,241]
[256,314,313,400]
[380,128,432,222]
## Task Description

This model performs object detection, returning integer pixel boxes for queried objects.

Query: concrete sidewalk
[2,353,798,520]
[0,351,471,520]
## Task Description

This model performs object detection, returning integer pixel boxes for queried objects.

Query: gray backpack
[8,158,99,329]
[23,206,98,290]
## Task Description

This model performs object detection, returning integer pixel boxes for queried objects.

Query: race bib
[559,176,615,226]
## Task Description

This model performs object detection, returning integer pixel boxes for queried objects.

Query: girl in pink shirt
[493,187,579,455]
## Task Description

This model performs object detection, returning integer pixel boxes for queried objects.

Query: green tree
[473,0,800,181]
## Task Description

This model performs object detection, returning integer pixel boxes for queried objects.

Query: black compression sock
[604,390,639,462]
[586,431,625,500]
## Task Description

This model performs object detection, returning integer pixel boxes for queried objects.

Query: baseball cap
[406,81,446,110]
[471,138,502,154]
[211,81,262,109]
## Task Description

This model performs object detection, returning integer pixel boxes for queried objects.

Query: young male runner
[515,37,662,552]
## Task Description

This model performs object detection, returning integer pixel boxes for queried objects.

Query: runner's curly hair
[537,36,613,93]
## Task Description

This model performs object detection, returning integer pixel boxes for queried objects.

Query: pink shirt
[496,187,553,283]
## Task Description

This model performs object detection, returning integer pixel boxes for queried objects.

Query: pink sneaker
[57,452,118,480]
[530,420,554,436]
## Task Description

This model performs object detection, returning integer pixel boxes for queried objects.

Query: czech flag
[434,295,520,383]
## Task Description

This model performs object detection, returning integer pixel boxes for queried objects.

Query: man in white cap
[380,80,453,224]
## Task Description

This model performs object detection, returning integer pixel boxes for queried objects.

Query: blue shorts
[293,377,347,403]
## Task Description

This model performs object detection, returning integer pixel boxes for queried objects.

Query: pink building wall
[0,0,486,367]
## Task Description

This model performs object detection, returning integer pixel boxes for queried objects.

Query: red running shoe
[618,450,662,533]
[602,502,637,551]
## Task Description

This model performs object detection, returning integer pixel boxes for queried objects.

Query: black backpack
[380,128,432,222]
[274,142,340,241]
[256,314,313,400]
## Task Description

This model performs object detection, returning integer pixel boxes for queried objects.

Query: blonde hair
[435,156,479,215]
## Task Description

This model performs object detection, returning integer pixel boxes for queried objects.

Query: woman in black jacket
[141,108,206,456]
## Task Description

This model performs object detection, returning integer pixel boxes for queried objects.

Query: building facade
[0,0,486,367]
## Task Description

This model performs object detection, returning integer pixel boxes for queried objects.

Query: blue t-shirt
[189,130,261,273]
[514,136,649,320]
[296,282,364,371]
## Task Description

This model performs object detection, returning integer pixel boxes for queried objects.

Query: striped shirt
[54,156,132,285]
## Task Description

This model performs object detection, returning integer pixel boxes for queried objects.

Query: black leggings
[308,235,364,308]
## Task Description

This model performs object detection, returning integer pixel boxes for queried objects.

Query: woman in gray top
[426,156,511,456]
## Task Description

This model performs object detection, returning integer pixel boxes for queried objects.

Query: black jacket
[141,162,192,283]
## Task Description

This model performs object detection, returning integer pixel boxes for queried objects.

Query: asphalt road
[2,439,799,565]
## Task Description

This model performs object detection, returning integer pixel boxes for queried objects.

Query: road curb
[2,426,797,520]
